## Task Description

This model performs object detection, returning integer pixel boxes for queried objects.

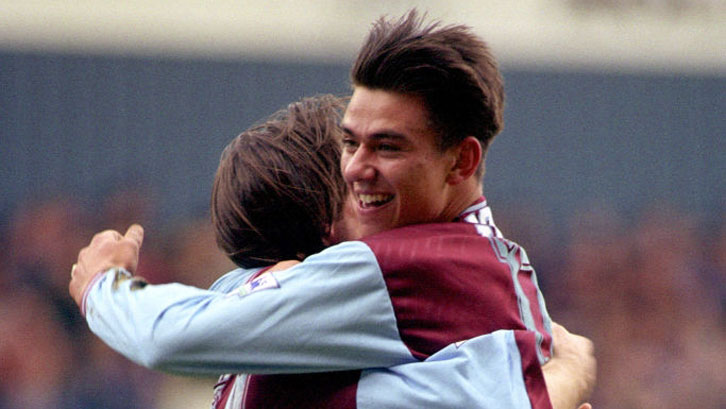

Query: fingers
[124,224,144,248]
[89,225,144,252]
[553,322,595,362]
[551,322,567,344]
[552,322,594,356]
[81,224,144,275]
[90,229,122,246]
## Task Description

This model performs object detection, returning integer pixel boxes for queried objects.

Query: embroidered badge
[111,268,132,290]
[232,272,280,297]
[110,268,148,291]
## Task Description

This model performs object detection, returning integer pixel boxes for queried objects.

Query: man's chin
[357,222,391,239]
[354,203,398,238]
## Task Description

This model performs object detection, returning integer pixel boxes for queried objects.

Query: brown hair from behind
[211,94,347,268]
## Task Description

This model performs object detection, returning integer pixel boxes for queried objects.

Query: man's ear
[446,136,482,185]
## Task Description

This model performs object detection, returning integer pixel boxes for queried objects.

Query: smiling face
[340,87,465,238]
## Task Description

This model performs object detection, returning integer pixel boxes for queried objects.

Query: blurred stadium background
[1,1,724,408]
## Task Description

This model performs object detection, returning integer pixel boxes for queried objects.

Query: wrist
[80,267,128,317]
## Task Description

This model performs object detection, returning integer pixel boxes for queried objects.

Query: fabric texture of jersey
[83,197,552,409]
[231,198,553,409]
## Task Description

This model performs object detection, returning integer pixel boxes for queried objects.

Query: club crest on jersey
[233,272,280,297]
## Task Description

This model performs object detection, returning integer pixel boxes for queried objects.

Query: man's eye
[342,139,358,148]
[378,144,399,152]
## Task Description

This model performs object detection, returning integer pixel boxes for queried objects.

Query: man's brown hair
[351,9,505,176]
[211,95,346,268]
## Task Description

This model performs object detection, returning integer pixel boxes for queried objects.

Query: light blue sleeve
[84,241,414,376]
[208,267,260,293]
[357,330,533,409]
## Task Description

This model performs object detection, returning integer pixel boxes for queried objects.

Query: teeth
[359,194,393,205]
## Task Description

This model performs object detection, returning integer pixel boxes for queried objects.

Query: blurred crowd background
[1,1,724,408]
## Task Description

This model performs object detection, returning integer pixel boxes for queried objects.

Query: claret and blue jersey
[83,198,553,409]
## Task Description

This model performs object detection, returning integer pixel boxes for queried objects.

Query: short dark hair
[211,95,346,268]
[351,9,505,176]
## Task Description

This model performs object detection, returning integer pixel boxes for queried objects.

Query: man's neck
[443,182,484,222]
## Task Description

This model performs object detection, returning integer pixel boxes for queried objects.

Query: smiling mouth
[358,193,394,209]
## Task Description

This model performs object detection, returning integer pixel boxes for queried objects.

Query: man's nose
[342,148,376,183]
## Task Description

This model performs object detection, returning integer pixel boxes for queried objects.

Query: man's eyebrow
[342,126,408,141]
[371,131,407,141]
[342,126,355,136]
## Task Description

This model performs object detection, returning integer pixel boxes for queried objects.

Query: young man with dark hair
[345,9,504,237]
[69,11,595,409]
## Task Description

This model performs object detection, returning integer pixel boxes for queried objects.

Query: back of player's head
[211,94,346,268]
[351,9,505,176]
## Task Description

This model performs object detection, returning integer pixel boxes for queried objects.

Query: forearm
[85,268,233,373]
